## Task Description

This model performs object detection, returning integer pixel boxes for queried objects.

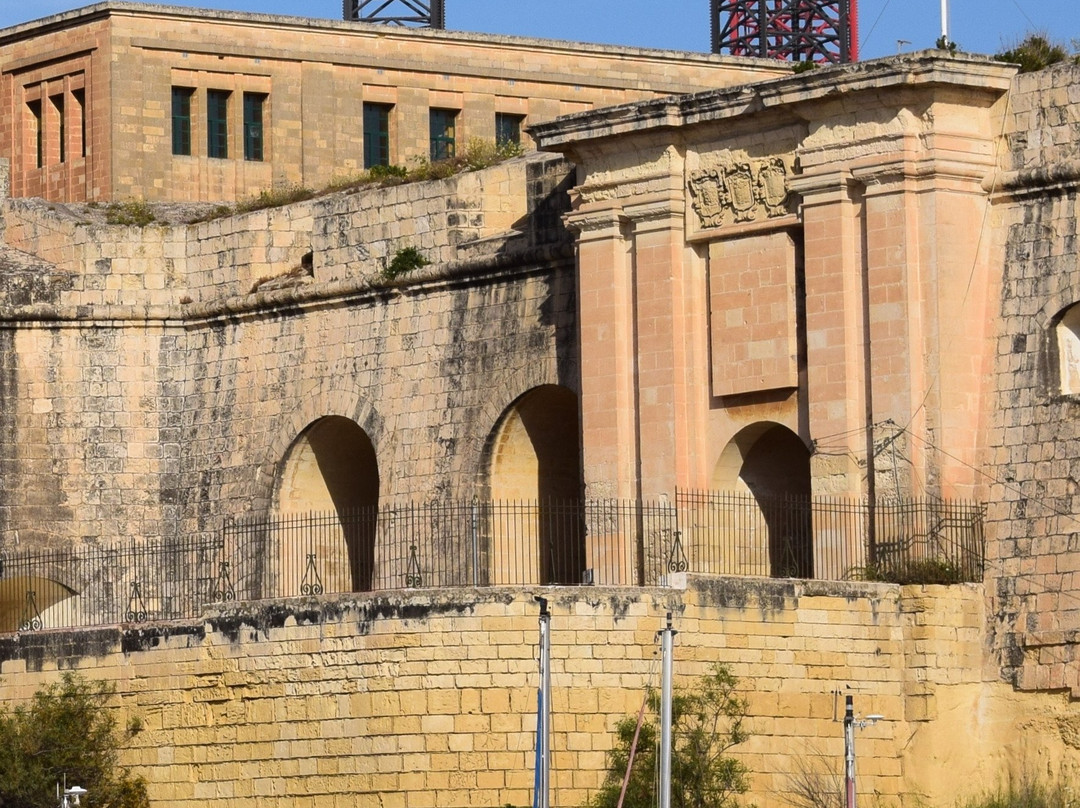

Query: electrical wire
[858,0,894,56]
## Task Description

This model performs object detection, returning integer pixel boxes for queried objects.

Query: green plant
[936,35,959,54]
[104,200,156,226]
[792,60,819,74]
[383,245,431,280]
[234,184,316,214]
[958,776,1077,808]
[462,136,523,170]
[369,163,408,182]
[0,672,149,808]
[585,663,750,808]
[863,557,966,585]
[995,33,1078,73]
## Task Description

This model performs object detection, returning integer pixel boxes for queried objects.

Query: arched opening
[0,575,76,632]
[1057,303,1080,395]
[486,385,584,584]
[711,423,813,578]
[275,416,379,593]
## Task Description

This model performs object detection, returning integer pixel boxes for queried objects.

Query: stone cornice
[0,0,784,80]
[533,53,1016,151]
[987,160,1080,200]
[0,243,574,329]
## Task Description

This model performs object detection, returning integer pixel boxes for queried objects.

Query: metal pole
[659,613,677,808]
[940,0,949,42]
[844,695,856,808]
[470,497,480,587]
[536,597,551,808]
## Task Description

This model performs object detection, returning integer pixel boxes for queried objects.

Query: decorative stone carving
[688,157,793,228]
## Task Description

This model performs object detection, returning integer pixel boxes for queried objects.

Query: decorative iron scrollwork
[301,553,324,596]
[212,561,236,602]
[19,589,42,631]
[667,531,689,573]
[126,580,148,622]
[405,545,422,588]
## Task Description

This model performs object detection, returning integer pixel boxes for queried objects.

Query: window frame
[28,99,43,168]
[429,107,457,162]
[243,92,266,162]
[172,87,194,157]
[363,102,392,169]
[50,94,66,164]
[495,112,524,148]
[72,88,86,159]
[206,89,230,160]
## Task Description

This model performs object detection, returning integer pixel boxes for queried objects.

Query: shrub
[234,184,316,214]
[995,33,1078,73]
[369,163,408,182]
[959,777,1076,808]
[0,672,149,808]
[784,744,842,808]
[585,663,750,808]
[863,557,966,585]
[383,245,431,281]
[104,200,156,226]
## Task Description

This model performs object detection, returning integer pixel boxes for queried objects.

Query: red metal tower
[711,0,858,64]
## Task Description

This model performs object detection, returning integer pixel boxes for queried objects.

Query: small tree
[995,33,1077,73]
[0,672,149,808]
[586,664,750,808]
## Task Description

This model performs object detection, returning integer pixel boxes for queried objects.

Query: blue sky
[2,0,1078,60]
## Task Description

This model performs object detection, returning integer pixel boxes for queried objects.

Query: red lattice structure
[711,0,858,64]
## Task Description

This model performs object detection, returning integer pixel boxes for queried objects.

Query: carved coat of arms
[688,158,794,228]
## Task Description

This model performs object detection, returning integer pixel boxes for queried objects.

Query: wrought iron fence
[0,493,985,634]
[0,537,229,634]
[674,491,985,582]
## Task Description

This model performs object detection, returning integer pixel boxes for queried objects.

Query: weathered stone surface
[0,579,1050,808]
[0,153,577,546]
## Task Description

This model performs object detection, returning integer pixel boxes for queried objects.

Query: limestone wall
[988,62,1080,695]
[1,577,1076,808]
[0,154,578,546]
[0,2,787,203]
[0,153,564,307]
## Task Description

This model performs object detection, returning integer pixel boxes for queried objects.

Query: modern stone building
[2,3,1080,807]
[0,1,784,203]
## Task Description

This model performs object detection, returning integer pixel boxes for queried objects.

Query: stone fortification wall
[988,63,1080,694]
[0,154,577,546]
[0,153,565,307]
[1,578,1076,808]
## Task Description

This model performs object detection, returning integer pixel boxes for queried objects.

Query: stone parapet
[0,579,1069,808]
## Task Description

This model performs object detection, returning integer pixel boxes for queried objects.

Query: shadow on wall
[485,384,584,584]
[274,416,379,592]
[713,422,813,578]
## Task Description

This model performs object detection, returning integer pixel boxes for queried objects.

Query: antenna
[343,0,446,28]
[711,0,859,64]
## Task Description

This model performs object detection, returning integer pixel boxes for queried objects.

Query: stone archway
[275,416,380,593]
[485,385,584,584]
[712,422,813,578]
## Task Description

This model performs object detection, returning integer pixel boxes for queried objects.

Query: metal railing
[0,492,985,634]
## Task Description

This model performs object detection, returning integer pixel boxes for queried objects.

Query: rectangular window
[495,112,524,148]
[243,93,265,161]
[51,94,65,164]
[363,102,392,169]
[28,99,42,168]
[172,87,193,156]
[206,89,230,159]
[73,88,86,158]
[429,108,457,161]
